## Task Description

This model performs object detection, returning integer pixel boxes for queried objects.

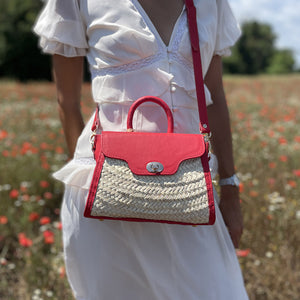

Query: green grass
[0,77,300,299]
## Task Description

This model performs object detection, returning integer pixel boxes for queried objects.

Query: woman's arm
[205,55,243,248]
[52,55,85,157]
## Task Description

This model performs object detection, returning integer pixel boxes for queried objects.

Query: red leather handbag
[84,0,215,225]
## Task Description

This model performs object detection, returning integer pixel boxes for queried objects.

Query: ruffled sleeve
[33,0,88,57]
[214,0,241,56]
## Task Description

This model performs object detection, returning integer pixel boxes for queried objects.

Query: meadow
[0,76,299,299]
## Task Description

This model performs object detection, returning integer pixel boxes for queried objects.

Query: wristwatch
[219,174,240,187]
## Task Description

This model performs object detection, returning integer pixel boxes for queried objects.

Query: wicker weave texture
[91,157,210,224]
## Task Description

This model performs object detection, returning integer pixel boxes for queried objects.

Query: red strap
[92,0,210,134]
[185,0,210,134]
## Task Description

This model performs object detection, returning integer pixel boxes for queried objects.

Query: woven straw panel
[91,157,210,224]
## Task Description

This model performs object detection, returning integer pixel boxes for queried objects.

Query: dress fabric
[34,0,249,299]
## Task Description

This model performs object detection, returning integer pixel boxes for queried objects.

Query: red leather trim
[84,153,105,218]
[201,149,216,225]
[93,135,102,161]
[99,131,206,175]
[84,215,213,226]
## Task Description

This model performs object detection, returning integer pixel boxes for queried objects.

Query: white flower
[39,225,50,232]
[45,290,53,297]
[20,181,32,188]
[254,260,261,266]
[14,200,22,207]
[265,251,273,258]
[8,263,16,270]
[0,184,11,191]
[38,199,46,206]
[267,192,285,204]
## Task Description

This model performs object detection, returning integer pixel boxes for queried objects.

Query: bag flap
[99,132,207,175]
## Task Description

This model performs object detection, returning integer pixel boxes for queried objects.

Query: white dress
[34,0,249,299]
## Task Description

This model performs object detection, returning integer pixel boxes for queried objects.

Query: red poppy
[55,146,64,154]
[0,216,8,224]
[44,192,53,200]
[20,185,27,193]
[20,142,33,155]
[43,230,55,244]
[59,266,66,278]
[22,194,30,202]
[54,222,62,230]
[249,190,259,197]
[267,178,276,186]
[236,249,250,257]
[39,216,51,225]
[9,189,19,199]
[279,155,288,162]
[269,162,276,169]
[239,183,244,193]
[287,180,297,188]
[40,180,50,188]
[293,170,300,177]
[18,233,33,247]
[40,142,49,150]
[2,150,10,157]
[42,162,50,170]
[278,137,287,145]
[0,130,8,140]
[29,212,40,222]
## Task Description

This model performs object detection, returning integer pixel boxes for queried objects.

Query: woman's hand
[219,186,243,248]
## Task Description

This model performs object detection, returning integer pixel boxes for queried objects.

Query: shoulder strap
[185,0,210,134]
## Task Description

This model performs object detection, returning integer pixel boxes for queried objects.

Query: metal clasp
[146,162,164,173]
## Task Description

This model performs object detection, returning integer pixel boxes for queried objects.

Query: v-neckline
[132,0,185,49]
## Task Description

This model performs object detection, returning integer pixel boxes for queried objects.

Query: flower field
[0,76,300,299]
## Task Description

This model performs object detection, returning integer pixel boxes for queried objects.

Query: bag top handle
[127,96,174,133]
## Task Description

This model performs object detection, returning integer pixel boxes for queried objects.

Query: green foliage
[223,21,296,74]
[267,49,295,74]
[0,0,51,81]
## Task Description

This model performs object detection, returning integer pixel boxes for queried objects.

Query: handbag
[84,0,215,225]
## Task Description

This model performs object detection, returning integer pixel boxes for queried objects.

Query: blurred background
[0,0,299,81]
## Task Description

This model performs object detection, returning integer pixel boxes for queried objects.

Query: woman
[34,0,249,299]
